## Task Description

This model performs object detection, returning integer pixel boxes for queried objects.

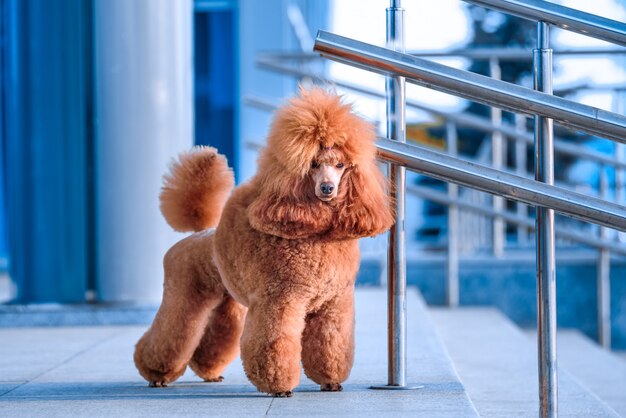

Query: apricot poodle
[134,87,394,397]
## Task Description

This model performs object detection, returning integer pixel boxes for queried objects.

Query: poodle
[134,87,394,397]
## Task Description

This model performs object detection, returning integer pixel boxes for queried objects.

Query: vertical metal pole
[386,0,407,387]
[372,0,422,392]
[515,114,529,247]
[597,166,611,348]
[614,90,625,244]
[534,22,558,418]
[490,58,505,258]
[446,121,460,307]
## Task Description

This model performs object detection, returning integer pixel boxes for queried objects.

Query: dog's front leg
[240,299,307,397]
[301,286,355,391]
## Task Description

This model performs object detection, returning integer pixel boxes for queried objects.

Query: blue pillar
[3,0,90,302]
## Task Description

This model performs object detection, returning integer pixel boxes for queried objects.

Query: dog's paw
[203,375,224,383]
[320,383,343,392]
[148,380,168,388]
[271,390,293,398]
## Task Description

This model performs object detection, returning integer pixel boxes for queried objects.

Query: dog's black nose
[320,183,334,195]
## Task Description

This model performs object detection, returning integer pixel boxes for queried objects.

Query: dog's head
[248,87,394,240]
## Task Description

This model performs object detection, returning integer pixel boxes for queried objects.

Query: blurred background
[0,0,625,349]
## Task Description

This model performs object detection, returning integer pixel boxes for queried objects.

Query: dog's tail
[160,146,235,232]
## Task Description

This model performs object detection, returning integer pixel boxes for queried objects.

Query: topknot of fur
[262,87,377,177]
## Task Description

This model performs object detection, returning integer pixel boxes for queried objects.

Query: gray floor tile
[0,289,477,417]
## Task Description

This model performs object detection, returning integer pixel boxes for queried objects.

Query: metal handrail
[313,31,626,144]
[255,57,626,170]
[407,184,626,256]
[377,138,626,231]
[408,47,626,60]
[464,0,626,47]
[256,47,626,62]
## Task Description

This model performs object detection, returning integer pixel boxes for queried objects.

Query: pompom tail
[160,146,234,232]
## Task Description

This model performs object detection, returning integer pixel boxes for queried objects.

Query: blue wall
[3,0,90,302]
[194,5,238,176]
[0,0,6,268]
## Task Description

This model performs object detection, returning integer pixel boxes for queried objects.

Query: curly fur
[160,146,234,232]
[134,87,394,396]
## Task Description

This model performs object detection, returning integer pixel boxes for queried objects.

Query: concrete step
[429,307,620,417]
[524,328,626,417]
[403,252,626,350]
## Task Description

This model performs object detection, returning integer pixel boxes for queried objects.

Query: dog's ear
[247,189,334,239]
[331,162,395,239]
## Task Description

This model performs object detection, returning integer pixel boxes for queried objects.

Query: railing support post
[371,0,419,391]
[446,122,460,307]
[386,0,407,388]
[490,58,505,258]
[515,114,530,247]
[614,89,625,243]
[534,21,558,418]
[597,166,611,348]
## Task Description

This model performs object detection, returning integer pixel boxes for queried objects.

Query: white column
[94,0,194,303]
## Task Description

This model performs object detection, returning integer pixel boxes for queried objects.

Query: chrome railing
[464,0,626,46]
[374,138,626,230]
[256,57,626,170]
[312,1,626,417]
[313,32,626,144]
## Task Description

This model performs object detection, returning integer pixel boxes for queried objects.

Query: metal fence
[310,1,626,417]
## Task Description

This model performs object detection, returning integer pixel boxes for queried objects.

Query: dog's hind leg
[301,287,355,392]
[189,295,246,382]
[134,237,222,387]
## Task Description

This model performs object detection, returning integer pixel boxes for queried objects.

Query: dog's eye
[336,162,345,169]
[311,161,320,169]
